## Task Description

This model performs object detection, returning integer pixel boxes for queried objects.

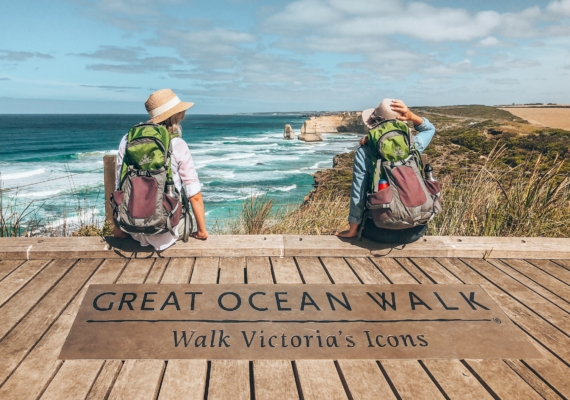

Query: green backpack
[111,123,191,240]
[365,120,441,230]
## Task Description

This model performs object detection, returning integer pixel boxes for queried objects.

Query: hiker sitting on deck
[113,89,209,250]
[336,99,438,243]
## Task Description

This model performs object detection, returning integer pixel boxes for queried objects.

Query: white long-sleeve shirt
[115,135,201,250]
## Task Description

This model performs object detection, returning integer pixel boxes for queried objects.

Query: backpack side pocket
[424,180,441,197]
[163,194,182,228]
[367,187,393,222]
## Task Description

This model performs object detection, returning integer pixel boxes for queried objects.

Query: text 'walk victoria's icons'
[60,284,542,360]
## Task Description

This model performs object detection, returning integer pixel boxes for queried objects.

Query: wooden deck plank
[253,360,298,400]
[377,258,500,399]
[529,259,570,287]
[380,360,444,399]
[503,359,562,400]
[0,258,75,341]
[417,258,566,396]
[408,258,460,284]
[295,360,347,400]
[319,258,398,399]
[295,257,330,283]
[553,259,570,270]
[319,257,360,284]
[466,360,542,399]
[86,360,123,400]
[246,257,274,284]
[0,235,285,259]
[208,258,251,399]
[488,259,570,313]
[246,258,299,399]
[521,358,570,398]
[461,258,570,335]
[107,257,167,400]
[500,258,570,302]
[0,259,24,281]
[337,360,395,399]
[145,258,169,284]
[0,259,50,307]
[440,258,570,365]
[208,360,250,400]
[115,258,155,284]
[0,259,125,399]
[394,258,434,284]
[218,257,245,284]
[40,360,104,400]
[344,257,390,284]
[272,257,345,399]
[370,258,417,284]
[422,360,493,400]
[158,257,208,400]
[108,360,165,400]
[190,257,219,284]
[4,235,570,259]
[0,259,100,386]
[270,257,302,284]
[161,258,195,284]
[158,360,208,400]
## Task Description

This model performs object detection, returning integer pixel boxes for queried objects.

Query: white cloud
[151,28,256,69]
[547,0,570,16]
[479,37,501,47]
[263,0,546,43]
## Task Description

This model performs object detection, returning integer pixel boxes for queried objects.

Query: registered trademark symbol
[493,318,501,324]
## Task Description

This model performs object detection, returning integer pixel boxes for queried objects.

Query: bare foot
[335,230,357,238]
[335,222,359,238]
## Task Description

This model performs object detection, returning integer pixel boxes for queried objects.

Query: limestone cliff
[301,112,366,135]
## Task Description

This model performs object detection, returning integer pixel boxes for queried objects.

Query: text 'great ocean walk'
[60,284,542,360]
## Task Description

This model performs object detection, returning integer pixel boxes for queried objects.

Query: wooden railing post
[103,155,117,224]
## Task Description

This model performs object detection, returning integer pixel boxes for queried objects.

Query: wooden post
[104,155,117,224]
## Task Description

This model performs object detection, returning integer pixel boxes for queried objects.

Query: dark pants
[362,219,427,244]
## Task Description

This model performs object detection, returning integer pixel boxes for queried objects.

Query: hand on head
[390,100,413,121]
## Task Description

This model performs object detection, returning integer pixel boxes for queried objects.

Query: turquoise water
[0,114,360,232]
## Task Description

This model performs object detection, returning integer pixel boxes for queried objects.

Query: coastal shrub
[428,150,570,237]
[222,193,276,235]
[0,195,43,237]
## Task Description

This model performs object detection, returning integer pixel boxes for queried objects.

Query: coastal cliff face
[301,112,366,134]
[296,111,366,142]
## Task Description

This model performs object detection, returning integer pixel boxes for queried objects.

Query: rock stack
[298,120,324,142]
[283,124,295,140]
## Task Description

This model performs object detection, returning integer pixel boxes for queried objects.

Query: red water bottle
[378,179,389,191]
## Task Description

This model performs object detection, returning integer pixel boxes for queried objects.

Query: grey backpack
[110,123,192,241]
[365,120,441,230]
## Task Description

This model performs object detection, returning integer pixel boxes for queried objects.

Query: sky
[0,0,569,114]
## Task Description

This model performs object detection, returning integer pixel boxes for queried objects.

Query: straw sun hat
[361,98,400,130]
[145,88,194,123]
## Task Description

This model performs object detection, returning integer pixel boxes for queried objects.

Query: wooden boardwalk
[0,235,569,399]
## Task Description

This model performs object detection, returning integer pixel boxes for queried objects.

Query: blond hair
[160,110,186,136]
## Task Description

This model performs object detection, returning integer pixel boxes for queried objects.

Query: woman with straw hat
[336,99,436,241]
[113,89,208,249]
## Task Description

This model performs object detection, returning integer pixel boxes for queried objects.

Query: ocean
[0,114,360,232]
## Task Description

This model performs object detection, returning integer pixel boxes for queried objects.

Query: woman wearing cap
[113,89,208,248]
[336,99,436,239]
